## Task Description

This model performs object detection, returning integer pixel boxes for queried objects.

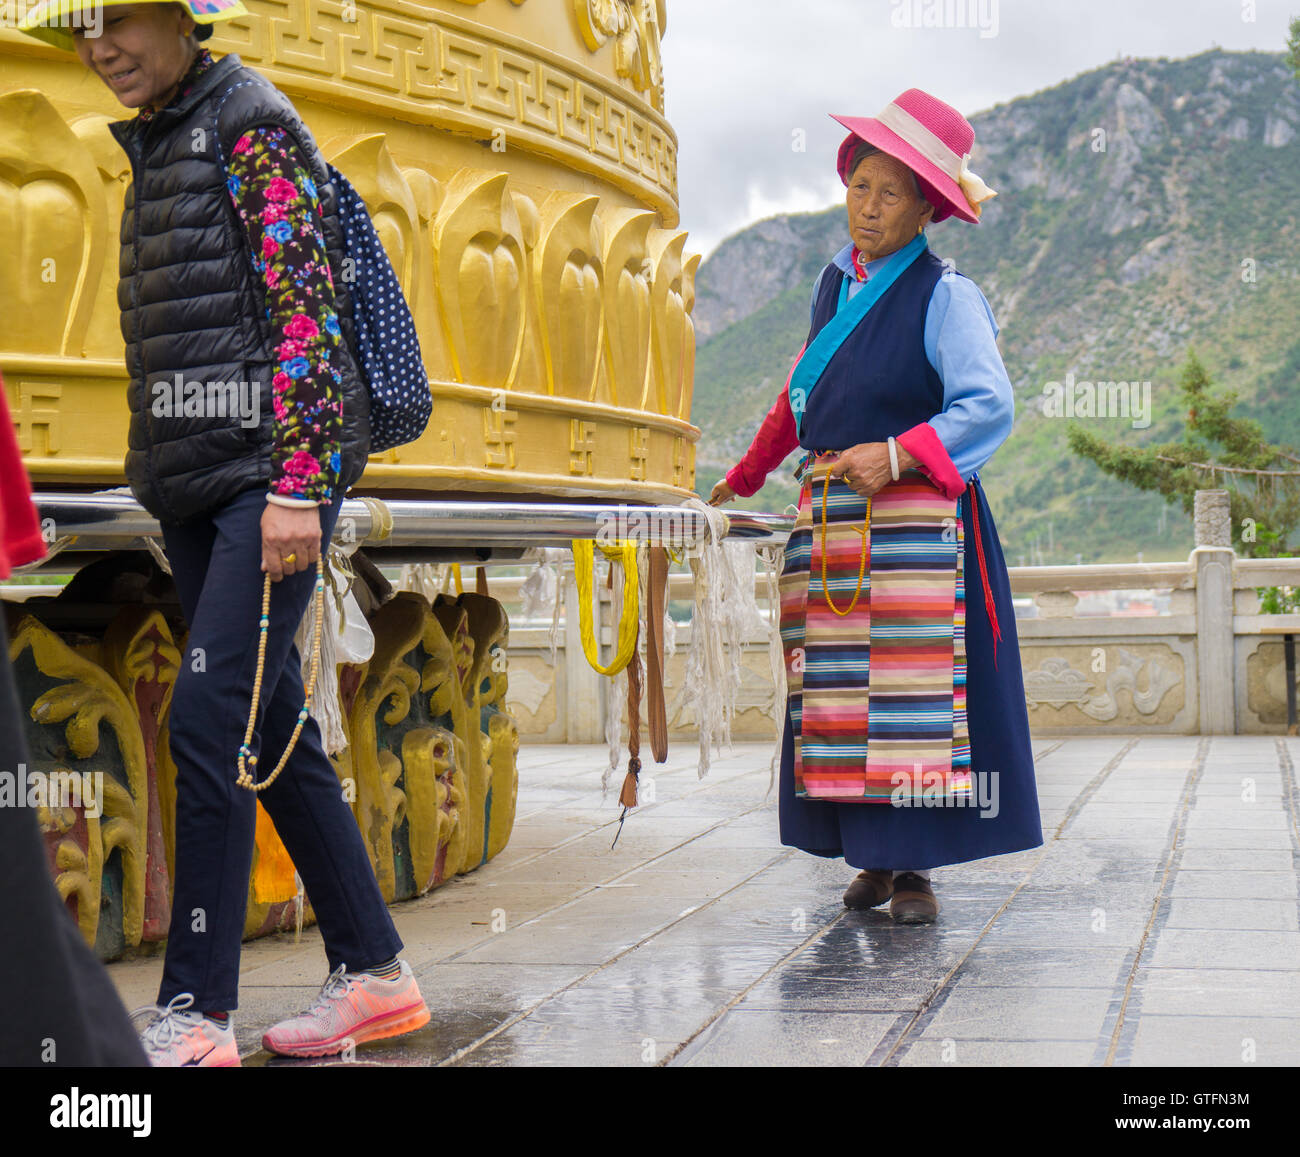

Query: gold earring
[917,225,924,235]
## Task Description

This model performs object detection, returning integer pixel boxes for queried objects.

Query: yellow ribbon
[573,539,639,676]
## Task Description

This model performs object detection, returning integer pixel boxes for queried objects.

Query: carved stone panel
[1022,643,1188,731]
[1242,639,1300,730]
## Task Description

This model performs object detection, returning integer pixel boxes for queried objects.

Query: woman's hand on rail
[708,478,737,506]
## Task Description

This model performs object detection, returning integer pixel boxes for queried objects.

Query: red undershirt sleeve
[896,422,965,500]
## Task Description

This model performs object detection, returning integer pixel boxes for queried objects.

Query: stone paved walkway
[105,736,1300,1066]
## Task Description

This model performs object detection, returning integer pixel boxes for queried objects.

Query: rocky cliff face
[693,215,843,340]
[691,50,1300,563]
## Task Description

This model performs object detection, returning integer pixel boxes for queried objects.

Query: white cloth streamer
[295,547,374,756]
[679,497,747,779]
[759,543,787,795]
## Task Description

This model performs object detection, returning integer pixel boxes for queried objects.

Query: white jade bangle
[887,436,900,481]
[267,493,322,509]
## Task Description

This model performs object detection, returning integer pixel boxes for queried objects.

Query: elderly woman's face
[845,153,934,263]
[69,4,196,109]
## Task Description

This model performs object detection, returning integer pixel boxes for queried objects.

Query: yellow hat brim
[16,0,249,54]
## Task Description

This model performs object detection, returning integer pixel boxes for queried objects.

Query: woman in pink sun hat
[17,1,430,1065]
[711,88,1042,923]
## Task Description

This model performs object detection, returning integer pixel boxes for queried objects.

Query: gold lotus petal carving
[0,91,107,359]
[536,192,605,400]
[328,134,423,310]
[600,206,656,409]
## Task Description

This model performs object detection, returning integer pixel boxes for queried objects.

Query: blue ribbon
[788,233,929,437]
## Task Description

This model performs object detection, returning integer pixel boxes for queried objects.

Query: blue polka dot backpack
[329,164,432,453]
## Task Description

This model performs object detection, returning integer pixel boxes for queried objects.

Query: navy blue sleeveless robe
[777,253,1042,870]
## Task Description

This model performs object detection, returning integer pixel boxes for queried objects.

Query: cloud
[662,0,1293,258]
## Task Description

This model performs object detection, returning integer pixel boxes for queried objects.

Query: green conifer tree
[1066,352,1300,576]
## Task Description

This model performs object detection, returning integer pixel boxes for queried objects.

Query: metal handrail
[24,492,794,557]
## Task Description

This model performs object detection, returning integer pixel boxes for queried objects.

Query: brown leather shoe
[890,873,940,923]
[842,869,894,909]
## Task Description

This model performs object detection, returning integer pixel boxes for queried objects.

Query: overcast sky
[661,0,1296,257]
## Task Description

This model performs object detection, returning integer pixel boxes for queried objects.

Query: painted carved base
[4,579,518,960]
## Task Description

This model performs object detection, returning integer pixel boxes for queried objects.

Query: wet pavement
[105,735,1300,1066]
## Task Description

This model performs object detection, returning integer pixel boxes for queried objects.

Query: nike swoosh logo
[184,1040,220,1066]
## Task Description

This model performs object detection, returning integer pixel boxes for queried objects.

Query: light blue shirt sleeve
[814,244,1013,480]
[920,273,1014,480]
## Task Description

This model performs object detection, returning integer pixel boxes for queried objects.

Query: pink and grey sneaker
[131,994,240,1067]
[261,962,430,1058]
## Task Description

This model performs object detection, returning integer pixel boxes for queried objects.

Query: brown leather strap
[645,546,669,762]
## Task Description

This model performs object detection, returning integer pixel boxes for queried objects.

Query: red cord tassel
[967,480,1001,671]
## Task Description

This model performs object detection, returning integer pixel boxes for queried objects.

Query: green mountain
[689,49,1300,564]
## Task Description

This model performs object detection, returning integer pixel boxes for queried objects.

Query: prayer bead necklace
[235,558,326,792]
[820,464,870,617]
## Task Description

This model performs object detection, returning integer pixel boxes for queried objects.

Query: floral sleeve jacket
[225,126,345,504]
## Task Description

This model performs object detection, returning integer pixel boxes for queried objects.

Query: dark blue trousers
[158,487,401,1010]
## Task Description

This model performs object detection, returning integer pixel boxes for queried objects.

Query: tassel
[293,555,347,754]
[619,757,641,809]
[612,644,643,847]
[967,480,1002,671]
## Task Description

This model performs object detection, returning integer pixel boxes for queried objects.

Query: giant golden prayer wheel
[2,0,698,501]
[1,0,701,960]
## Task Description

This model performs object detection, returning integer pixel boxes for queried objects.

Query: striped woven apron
[780,452,971,803]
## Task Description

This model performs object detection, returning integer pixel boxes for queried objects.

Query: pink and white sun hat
[832,88,997,224]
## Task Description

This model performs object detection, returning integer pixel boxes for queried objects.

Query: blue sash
[787,233,929,437]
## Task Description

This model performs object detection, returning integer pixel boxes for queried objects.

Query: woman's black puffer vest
[107,52,369,525]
